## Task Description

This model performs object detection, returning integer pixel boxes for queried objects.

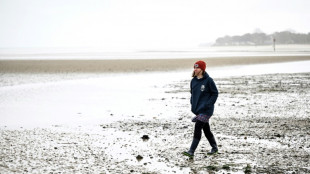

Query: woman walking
[183,60,219,158]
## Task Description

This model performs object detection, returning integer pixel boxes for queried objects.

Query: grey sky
[0,0,309,49]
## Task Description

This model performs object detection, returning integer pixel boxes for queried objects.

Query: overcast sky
[0,0,309,49]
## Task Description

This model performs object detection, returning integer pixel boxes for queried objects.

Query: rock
[206,165,218,171]
[244,164,252,173]
[141,135,149,141]
[275,134,281,138]
[136,155,143,161]
[222,164,230,170]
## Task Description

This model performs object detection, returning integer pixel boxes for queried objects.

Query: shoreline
[1,55,310,73]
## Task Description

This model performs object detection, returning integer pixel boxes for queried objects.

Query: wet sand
[1,72,309,173]
[1,55,310,73]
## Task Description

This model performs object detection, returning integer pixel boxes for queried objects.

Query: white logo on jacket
[200,85,205,91]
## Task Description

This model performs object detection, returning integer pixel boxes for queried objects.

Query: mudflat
[1,72,309,173]
[1,55,310,73]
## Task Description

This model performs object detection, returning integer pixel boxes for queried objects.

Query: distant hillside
[214,31,310,46]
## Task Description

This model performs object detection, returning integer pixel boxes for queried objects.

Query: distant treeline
[214,31,310,46]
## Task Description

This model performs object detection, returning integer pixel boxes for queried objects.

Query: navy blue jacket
[190,72,218,116]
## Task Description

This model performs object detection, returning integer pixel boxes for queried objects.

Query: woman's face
[194,67,203,76]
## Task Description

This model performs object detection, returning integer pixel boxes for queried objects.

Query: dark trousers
[194,120,217,148]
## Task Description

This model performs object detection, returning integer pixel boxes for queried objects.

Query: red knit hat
[194,60,206,71]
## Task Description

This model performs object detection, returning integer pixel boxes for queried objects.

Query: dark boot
[207,136,218,155]
[207,147,218,155]
[183,138,200,158]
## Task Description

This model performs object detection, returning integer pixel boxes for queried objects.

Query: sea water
[1,45,310,60]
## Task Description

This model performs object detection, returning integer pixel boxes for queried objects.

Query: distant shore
[1,55,310,73]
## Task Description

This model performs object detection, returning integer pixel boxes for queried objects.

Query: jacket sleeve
[206,78,218,106]
[190,80,193,104]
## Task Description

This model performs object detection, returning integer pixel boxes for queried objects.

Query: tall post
[273,37,276,51]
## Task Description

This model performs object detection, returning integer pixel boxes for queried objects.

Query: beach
[1,55,310,173]
[1,55,310,73]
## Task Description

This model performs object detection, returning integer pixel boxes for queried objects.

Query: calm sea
[1,45,310,60]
